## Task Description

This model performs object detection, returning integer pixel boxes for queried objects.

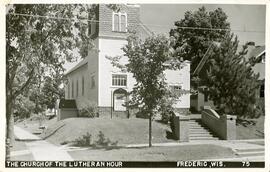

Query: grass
[16,116,57,134]
[68,144,237,161]
[236,116,264,140]
[42,118,173,146]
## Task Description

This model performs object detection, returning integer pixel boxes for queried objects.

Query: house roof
[246,46,265,80]
[253,63,265,80]
[65,20,153,76]
[65,58,88,76]
[246,45,265,59]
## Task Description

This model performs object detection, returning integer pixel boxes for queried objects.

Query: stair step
[236,151,264,157]
[189,132,210,135]
[189,133,213,136]
[188,120,220,140]
[189,127,206,129]
[189,128,209,131]
[189,124,202,126]
[189,135,216,138]
[190,137,219,140]
[235,148,264,153]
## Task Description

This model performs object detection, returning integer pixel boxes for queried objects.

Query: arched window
[76,79,79,97]
[112,12,127,32]
[82,76,84,96]
[71,80,74,98]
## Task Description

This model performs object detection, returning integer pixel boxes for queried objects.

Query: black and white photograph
[3,1,268,169]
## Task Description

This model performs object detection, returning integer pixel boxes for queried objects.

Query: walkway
[13,126,73,161]
[125,139,264,161]
[14,126,41,141]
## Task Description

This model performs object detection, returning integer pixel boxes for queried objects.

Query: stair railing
[201,107,236,140]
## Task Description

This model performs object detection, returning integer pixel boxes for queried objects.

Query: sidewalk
[14,126,41,141]
[124,139,264,149]
[125,140,264,161]
[13,126,73,161]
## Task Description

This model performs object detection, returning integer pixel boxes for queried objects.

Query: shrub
[93,131,118,148]
[73,132,92,147]
[72,131,118,148]
[76,99,99,118]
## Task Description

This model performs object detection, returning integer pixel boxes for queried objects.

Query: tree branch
[13,68,35,99]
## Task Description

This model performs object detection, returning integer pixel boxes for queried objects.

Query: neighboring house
[64,4,190,118]
[190,42,265,112]
[246,44,265,102]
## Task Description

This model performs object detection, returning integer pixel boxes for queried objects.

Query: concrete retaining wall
[171,113,189,142]
[58,108,78,120]
[201,108,236,140]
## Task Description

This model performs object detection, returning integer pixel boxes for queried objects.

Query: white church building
[64,4,190,118]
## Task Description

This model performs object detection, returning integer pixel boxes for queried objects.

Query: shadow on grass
[166,130,177,140]
[255,130,264,138]
[236,118,257,127]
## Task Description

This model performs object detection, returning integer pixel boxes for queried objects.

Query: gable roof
[246,45,265,59]
[250,46,265,58]
[65,58,88,76]
[65,20,153,76]
[245,45,265,80]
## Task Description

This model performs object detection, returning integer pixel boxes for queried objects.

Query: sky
[65,4,266,71]
[140,4,266,45]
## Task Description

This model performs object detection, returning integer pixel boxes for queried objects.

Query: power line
[7,12,265,33]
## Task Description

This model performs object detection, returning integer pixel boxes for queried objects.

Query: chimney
[246,41,256,59]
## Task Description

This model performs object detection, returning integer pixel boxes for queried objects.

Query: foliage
[76,99,99,118]
[123,34,181,113]
[73,132,92,147]
[158,86,190,123]
[108,33,184,146]
[72,131,118,148]
[158,89,177,123]
[5,4,119,159]
[14,95,35,119]
[40,76,65,109]
[170,6,230,79]
[205,33,261,118]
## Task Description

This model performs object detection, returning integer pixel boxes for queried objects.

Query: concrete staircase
[189,119,220,140]
[234,147,265,157]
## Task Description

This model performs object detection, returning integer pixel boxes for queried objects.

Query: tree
[108,33,182,146]
[205,33,261,118]
[170,6,230,80]
[6,4,118,160]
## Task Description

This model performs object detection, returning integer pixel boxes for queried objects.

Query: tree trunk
[6,100,14,161]
[149,112,152,147]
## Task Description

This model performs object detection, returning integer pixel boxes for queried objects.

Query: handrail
[203,109,220,119]
[201,107,236,140]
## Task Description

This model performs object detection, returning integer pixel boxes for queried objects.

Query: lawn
[68,144,237,161]
[16,116,57,134]
[41,118,173,146]
[236,116,264,139]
